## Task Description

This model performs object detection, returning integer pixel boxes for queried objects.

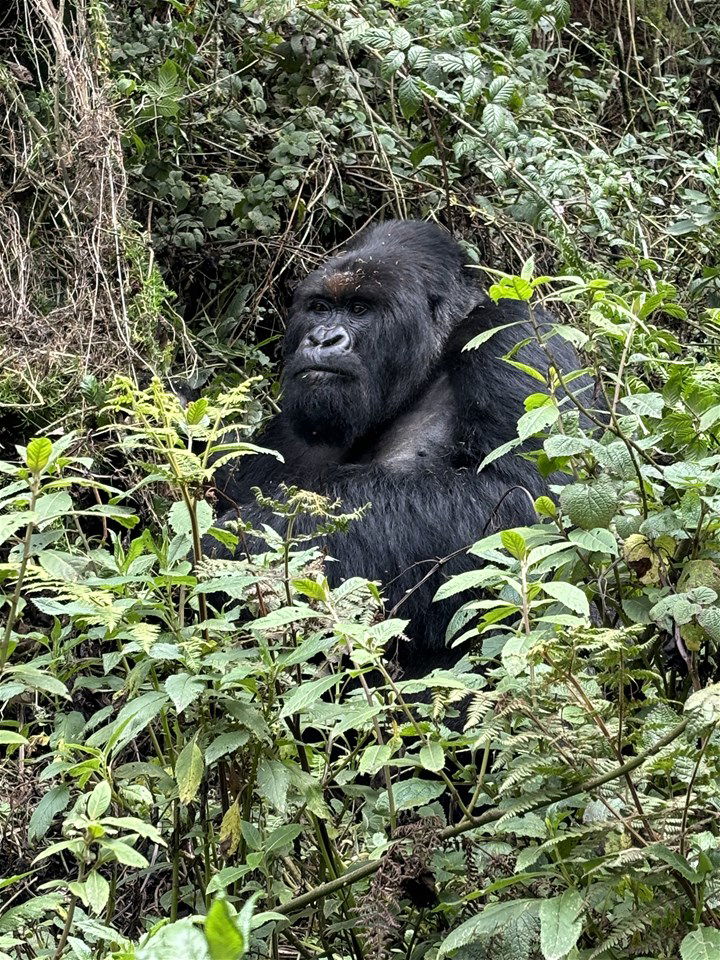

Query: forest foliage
[2,0,720,958]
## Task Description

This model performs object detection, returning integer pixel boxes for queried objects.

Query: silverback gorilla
[212,220,591,677]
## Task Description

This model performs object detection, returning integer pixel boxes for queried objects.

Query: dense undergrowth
[2,0,720,958]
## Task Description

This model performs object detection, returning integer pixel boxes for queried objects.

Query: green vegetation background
[2,1,720,958]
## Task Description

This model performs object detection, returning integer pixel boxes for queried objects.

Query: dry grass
[0,0,194,419]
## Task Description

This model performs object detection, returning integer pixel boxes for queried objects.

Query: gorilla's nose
[302,325,352,356]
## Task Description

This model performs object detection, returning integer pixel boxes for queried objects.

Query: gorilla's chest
[362,375,456,469]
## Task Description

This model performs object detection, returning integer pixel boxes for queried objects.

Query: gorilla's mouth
[295,366,350,382]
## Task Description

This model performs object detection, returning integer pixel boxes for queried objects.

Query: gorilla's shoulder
[442,295,591,462]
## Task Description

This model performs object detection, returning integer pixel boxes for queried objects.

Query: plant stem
[0,475,39,673]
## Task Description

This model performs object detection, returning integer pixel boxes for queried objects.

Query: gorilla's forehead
[302,253,409,303]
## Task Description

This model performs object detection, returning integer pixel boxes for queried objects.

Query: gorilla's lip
[294,365,350,381]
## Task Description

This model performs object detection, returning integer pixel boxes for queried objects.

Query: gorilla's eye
[350,300,369,316]
[310,299,330,313]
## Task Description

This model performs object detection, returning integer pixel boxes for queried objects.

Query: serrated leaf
[518,404,558,440]
[256,758,290,812]
[438,900,540,957]
[175,737,204,805]
[482,102,514,136]
[378,779,444,813]
[540,889,583,960]
[463,320,525,351]
[680,926,720,960]
[542,581,589,617]
[206,731,249,766]
[560,481,618,530]
[568,528,619,555]
[28,784,70,842]
[685,683,720,726]
[278,674,338,719]
[501,530,527,560]
[462,74,484,103]
[380,49,404,79]
[533,497,556,520]
[359,743,392,775]
[398,75,423,119]
[419,742,445,772]
[168,499,213,538]
[136,918,208,959]
[185,397,209,426]
[622,392,664,418]
[165,673,204,714]
[25,438,53,472]
[488,75,515,105]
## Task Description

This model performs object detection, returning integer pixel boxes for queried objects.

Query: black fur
[212,220,593,677]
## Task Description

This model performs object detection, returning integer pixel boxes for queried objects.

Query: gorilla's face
[282,221,479,448]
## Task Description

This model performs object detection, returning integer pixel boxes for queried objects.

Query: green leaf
[544,434,596,458]
[685,683,720,726]
[101,838,149,868]
[646,843,701,882]
[560,481,618,530]
[680,926,720,960]
[265,824,303,855]
[534,496,557,518]
[380,49,404,79]
[438,900,540,957]
[377,778,444,813]
[168,499,213,538]
[250,603,318,633]
[25,438,53,472]
[137,918,208,959]
[87,781,111,820]
[501,530,527,560]
[87,691,169,756]
[205,731,249,766]
[0,513,34,548]
[85,870,110,915]
[419,742,445,772]
[278,674,338,719]
[463,320,524,351]
[398,75,423,119]
[666,219,698,236]
[462,74,484,103]
[256,758,290,812]
[28,784,70,842]
[482,102,515,137]
[34,491,73,525]
[541,581,590,617]
[517,404,558,441]
[539,889,583,960]
[359,743,393,775]
[186,397,209,426]
[165,673,204,715]
[0,731,28,746]
[622,392,664,418]
[699,404,720,432]
[567,528,619,555]
[205,898,246,960]
[175,737,204,805]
